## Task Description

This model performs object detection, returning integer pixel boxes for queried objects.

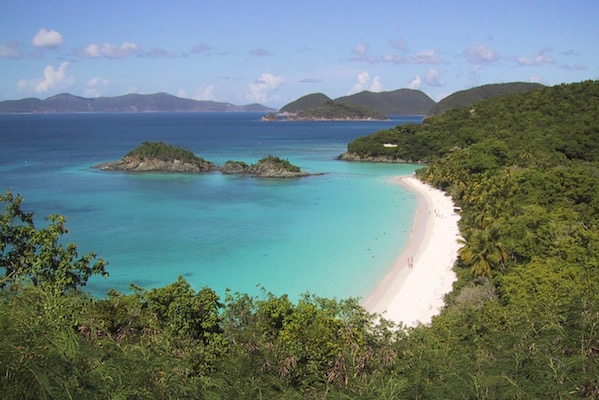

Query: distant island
[0,92,276,114]
[271,101,388,121]
[0,82,546,116]
[95,142,312,178]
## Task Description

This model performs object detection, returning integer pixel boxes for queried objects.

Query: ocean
[0,112,422,302]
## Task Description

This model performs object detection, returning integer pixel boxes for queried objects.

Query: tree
[0,190,107,292]
[458,226,508,278]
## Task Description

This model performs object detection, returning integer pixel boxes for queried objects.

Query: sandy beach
[362,175,461,327]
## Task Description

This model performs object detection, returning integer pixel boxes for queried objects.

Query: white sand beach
[362,175,461,327]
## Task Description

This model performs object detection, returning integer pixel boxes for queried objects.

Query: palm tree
[458,226,508,278]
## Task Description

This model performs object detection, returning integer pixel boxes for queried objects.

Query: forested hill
[343,80,599,164]
[2,80,599,398]
[280,88,434,115]
[0,92,275,113]
[427,82,545,116]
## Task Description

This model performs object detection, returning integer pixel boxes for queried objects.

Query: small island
[95,142,313,178]
[94,141,217,173]
[221,155,311,178]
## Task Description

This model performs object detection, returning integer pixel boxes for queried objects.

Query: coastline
[362,175,461,327]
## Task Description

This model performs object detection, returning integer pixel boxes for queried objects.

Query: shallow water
[0,113,421,301]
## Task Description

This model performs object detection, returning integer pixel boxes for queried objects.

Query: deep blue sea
[0,112,422,302]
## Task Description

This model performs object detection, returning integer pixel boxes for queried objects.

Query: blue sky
[1,0,597,108]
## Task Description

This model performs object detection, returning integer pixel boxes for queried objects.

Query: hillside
[0,92,276,113]
[295,101,387,120]
[279,93,331,113]
[280,89,434,116]
[336,88,435,115]
[428,82,544,116]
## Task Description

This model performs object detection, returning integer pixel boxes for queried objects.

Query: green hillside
[280,88,435,116]
[336,88,435,115]
[2,80,599,398]
[428,82,545,116]
[296,101,387,120]
[279,93,331,113]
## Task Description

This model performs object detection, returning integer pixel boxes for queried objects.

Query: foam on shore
[362,175,461,327]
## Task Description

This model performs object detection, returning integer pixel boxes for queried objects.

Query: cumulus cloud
[349,72,383,94]
[464,44,500,64]
[246,73,284,103]
[194,84,216,101]
[18,61,74,94]
[408,75,422,89]
[408,68,443,89]
[0,42,22,59]
[84,76,109,97]
[516,48,555,66]
[32,28,64,48]
[82,42,140,59]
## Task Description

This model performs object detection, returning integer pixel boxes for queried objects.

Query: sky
[1,0,598,108]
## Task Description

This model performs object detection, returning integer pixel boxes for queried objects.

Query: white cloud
[246,73,284,103]
[82,42,140,59]
[18,61,74,94]
[408,68,443,90]
[349,72,383,94]
[194,84,216,101]
[84,77,110,97]
[516,48,555,66]
[464,44,499,64]
[32,28,64,48]
[424,68,443,87]
[408,75,422,89]
[0,42,22,59]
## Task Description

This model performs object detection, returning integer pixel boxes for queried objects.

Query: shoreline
[362,175,461,327]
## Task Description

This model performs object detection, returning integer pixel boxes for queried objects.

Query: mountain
[280,89,435,116]
[279,93,331,113]
[335,88,435,115]
[0,92,276,113]
[428,82,545,116]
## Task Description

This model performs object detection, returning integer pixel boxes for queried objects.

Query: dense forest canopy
[2,80,599,398]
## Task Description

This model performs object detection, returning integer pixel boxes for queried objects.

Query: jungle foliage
[126,141,207,164]
[2,80,599,398]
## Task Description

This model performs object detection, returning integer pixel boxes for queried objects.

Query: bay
[0,112,422,302]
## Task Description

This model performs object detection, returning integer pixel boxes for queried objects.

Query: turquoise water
[0,113,421,301]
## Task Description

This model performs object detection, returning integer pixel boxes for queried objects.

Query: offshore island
[94,141,313,178]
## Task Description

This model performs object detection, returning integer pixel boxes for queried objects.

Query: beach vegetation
[2,80,599,398]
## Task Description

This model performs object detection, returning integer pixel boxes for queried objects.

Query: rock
[220,160,250,174]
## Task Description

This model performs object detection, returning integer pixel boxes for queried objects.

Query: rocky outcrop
[95,156,217,173]
[221,157,312,178]
[220,160,251,174]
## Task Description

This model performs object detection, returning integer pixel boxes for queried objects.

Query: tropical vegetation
[2,80,599,398]
[126,141,206,164]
